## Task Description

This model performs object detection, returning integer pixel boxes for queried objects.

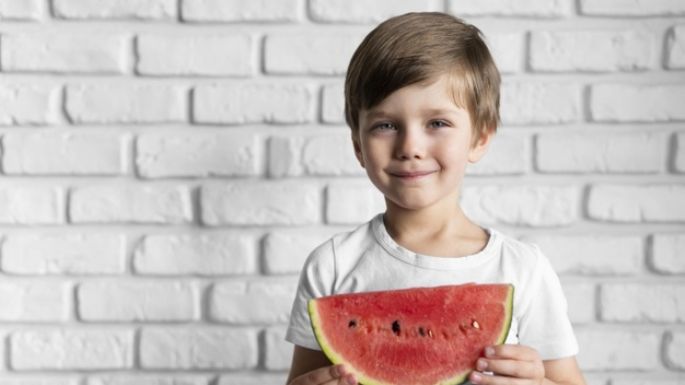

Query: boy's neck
[382,200,489,258]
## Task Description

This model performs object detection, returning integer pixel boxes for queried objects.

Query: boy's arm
[542,357,586,385]
[470,345,586,385]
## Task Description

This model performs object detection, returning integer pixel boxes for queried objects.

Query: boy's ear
[467,127,494,163]
[351,132,365,168]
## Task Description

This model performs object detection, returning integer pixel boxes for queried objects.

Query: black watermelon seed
[392,320,401,336]
[348,320,357,328]
[418,327,426,336]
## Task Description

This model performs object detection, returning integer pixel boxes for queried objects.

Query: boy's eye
[372,122,396,131]
[429,120,449,128]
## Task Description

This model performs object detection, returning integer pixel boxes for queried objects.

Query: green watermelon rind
[308,284,515,385]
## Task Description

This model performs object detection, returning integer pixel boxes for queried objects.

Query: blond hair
[344,12,500,140]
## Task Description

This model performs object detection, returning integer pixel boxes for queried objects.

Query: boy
[286,12,585,385]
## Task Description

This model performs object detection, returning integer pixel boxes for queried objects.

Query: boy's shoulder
[494,229,543,256]
[489,228,547,269]
[306,215,380,261]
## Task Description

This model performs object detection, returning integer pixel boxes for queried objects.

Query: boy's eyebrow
[362,110,391,120]
[363,107,463,120]
[423,107,463,116]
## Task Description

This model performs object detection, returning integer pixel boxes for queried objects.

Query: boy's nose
[394,129,426,160]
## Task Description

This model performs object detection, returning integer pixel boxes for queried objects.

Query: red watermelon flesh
[308,283,514,385]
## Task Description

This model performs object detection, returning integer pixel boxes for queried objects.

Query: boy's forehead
[361,76,470,116]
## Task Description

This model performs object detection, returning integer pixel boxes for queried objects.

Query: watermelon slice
[308,283,514,385]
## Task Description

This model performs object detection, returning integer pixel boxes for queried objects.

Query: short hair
[344,12,500,140]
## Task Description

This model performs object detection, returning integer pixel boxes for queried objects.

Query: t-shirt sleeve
[285,239,336,350]
[517,245,579,360]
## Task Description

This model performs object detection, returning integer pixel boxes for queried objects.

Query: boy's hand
[469,345,545,385]
[289,364,356,385]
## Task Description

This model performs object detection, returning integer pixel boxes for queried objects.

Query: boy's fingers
[469,371,528,385]
[292,365,347,385]
[476,358,545,380]
[484,345,540,362]
[323,374,357,385]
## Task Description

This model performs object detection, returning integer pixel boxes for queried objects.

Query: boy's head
[344,12,500,143]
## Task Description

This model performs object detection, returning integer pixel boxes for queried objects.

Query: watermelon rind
[308,284,515,385]
[496,285,514,345]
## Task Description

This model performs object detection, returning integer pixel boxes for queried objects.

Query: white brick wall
[139,327,258,369]
[1,1,684,384]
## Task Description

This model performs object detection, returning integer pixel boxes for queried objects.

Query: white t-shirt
[286,214,579,360]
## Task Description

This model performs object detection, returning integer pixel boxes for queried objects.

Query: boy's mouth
[388,170,437,179]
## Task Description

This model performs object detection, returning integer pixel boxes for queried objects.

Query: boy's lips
[388,170,437,178]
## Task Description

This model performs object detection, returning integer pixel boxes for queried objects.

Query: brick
[53,0,176,19]
[201,182,320,226]
[666,332,685,369]
[11,329,133,370]
[264,327,291,370]
[66,83,186,124]
[321,83,345,124]
[265,33,363,75]
[0,281,69,321]
[3,131,128,175]
[530,30,654,72]
[263,229,336,275]
[447,0,572,17]
[652,234,685,274]
[462,185,579,227]
[181,0,300,22]
[676,132,685,172]
[309,0,433,23]
[268,136,305,177]
[326,181,385,225]
[466,132,528,175]
[561,282,595,324]
[536,132,663,173]
[667,25,685,69]
[487,33,525,74]
[78,280,197,322]
[136,131,258,178]
[70,185,193,224]
[527,235,643,275]
[86,375,212,385]
[588,184,685,222]
[133,233,257,275]
[268,133,361,177]
[591,84,685,122]
[193,83,313,124]
[209,279,296,324]
[137,35,253,76]
[0,329,5,372]
[0,0,42,19]
[1,34,126,73]
[140,327,257,369]
[0,83,59,125]
[303,135,360,175]
[575,329,660,370]
[500,82,581,125]
[2,234,125,275]
[611,380,682,385]
[582,375,610,385]
[0,377,80,385]
[0,185,64,224]
[217,374,287,385]
[600,283,685,322]
[580,0,685,16]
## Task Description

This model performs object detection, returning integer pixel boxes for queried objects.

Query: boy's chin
[385,195,447,212]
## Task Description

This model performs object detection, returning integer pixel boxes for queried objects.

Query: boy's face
[353,74,492,212]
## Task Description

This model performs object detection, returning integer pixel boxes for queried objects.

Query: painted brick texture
[0,1,683,384]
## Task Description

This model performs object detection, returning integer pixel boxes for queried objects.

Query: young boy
[285,12,585,385]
